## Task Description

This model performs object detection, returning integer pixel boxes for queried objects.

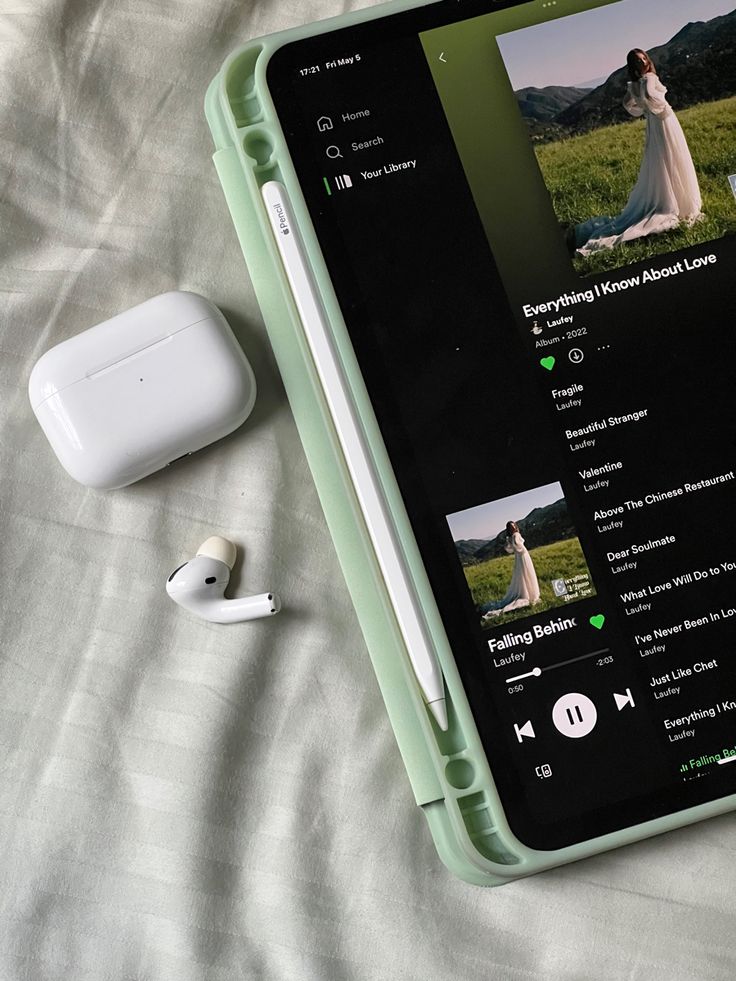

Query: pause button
[552,693,597,738]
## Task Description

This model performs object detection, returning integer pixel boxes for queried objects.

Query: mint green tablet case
[205,0,736,885]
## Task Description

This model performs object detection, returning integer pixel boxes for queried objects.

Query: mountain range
[514,85,592,123]
[513,9,736,141]
[453,498,575,567]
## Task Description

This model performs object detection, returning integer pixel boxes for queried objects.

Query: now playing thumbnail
[447,481,597,629]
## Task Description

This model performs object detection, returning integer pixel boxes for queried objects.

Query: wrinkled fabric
[1,2,736,979]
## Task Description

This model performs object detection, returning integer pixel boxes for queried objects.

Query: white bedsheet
[1,1,735,978]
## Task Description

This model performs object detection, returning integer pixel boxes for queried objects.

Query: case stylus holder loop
[205,5,736,884]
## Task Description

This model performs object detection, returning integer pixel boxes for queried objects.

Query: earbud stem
[166,544,281,624]
[207,592,281,624]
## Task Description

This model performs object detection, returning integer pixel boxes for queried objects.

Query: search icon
[326,145,343,159]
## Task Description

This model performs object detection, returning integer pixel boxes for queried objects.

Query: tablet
[207,0,736,882]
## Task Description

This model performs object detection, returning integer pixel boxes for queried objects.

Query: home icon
[317,116,334,132]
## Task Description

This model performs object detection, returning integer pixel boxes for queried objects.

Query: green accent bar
[323,176,332,196]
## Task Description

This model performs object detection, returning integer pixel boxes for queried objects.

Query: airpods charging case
[29,291,257,489]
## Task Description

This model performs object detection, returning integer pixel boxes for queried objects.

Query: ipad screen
[268,0,736,848]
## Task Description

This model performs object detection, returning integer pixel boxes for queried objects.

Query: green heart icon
[540,356,556,371]
[590,614,606,630]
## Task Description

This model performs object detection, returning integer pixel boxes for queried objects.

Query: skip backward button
[514,720,536,743]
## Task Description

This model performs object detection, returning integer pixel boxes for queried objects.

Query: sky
[497,0,736,91]
[446,482,564,543]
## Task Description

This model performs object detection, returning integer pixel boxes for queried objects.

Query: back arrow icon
[439,52,447,63]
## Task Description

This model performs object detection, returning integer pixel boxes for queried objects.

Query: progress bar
[717,755,736,766]
[506,667,542,683]
[505,649,610,684]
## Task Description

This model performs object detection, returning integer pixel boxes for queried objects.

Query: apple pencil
[262,180,448,731]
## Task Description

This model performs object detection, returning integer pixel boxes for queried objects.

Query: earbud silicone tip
[196,536,237,569]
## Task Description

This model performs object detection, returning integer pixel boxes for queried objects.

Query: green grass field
[535,97,736,276]
[465,537,596,629]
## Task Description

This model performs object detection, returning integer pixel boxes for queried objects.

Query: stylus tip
[429,698,449,732]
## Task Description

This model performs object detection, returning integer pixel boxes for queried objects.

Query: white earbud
[166,536,281,623]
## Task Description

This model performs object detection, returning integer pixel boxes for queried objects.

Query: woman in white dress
[575,48,702,256]
[480,522,541,619]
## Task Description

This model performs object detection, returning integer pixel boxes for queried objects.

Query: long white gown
[575,73,702,255]
[480,532,541,618]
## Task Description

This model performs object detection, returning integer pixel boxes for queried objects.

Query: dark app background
[267,0,736,848]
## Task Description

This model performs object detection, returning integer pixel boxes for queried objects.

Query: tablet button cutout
[445,759,475,790]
